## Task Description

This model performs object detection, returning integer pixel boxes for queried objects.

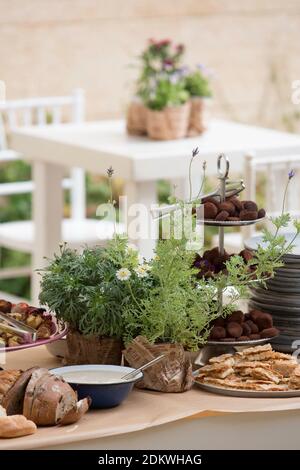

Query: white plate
[195,381,300,398]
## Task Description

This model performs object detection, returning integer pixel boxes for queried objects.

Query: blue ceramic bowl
[50,364,143,409]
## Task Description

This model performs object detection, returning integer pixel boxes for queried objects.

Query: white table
[11,119,300,303]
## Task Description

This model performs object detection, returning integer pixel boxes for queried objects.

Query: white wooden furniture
[216,152,300,252]
[10,119,300,303]
[0,90,121,301]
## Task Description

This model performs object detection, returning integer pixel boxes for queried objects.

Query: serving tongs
[0,312,37,344]
[151,156,245,221]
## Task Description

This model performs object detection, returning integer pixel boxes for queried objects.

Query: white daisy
[116,268,131,281]
[134,265,149,278]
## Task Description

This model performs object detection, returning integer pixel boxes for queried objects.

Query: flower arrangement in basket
[127,39,212,140]
[39,162,299,392]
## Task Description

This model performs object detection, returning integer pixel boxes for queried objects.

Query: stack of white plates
[245,233,300,352]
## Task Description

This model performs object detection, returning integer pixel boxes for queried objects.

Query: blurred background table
[11,119,300,303]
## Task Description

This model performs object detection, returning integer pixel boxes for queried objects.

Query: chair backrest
[0,88,86,219]
[243,152,300,236]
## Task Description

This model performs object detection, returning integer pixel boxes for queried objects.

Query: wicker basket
[146,102,191,140]
[123,336,194,392]
[126,99,147,136]
[188,97,211,136]
[65,330,123,365]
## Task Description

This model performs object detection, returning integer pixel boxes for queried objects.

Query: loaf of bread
[2,367,39,415]
[0,415,36,438]
[23,369,90,426]
[1,367,90,428]
[0,369,22,403]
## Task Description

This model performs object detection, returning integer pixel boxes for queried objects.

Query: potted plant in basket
[38,236,150,365]
[127,38,187,138]
[145,76,191,140]
[184,65,213,135]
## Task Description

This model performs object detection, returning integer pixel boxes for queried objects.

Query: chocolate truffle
[242,322,252,336]
[245,320,259,334]
[227,311,244,324]
[219,202,235,216]
[215,210,229,221]
[242,201,258,212]
[239,249,253,263]
[228,196,243,211]
[255,313,273,331]
[227,322,243,338]
[204,202,218,219]
[239,210,258,221]
[213,317,226,327]
[258,208,266,218]
[260,327,279,338]
[210,326,226,340]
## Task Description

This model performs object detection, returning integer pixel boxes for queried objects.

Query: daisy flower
[116,268,131,281]
[134,265,149,278]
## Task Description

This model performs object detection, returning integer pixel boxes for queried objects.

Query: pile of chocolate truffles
[202,195,266,222]
[209,310,279,342]
[194,247,253,279]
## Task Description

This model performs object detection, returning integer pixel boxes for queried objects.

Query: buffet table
[1,346,300,450]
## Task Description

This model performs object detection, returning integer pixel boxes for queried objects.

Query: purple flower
[177,66,190,78]
[289,169,295,179]
[107,166,114,178]
[192,147,199,157]
[169,73,179,84]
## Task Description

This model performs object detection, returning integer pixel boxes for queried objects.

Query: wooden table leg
[32,161,64,304]
[123,180,158,260]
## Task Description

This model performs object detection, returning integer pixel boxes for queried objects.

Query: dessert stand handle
[217,154,229,314]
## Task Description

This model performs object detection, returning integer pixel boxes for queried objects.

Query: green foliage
[146,79,189,111]
[123,237,222,350]
[184,70,212,98]
[38,237,150,337]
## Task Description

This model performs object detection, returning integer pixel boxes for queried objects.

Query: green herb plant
[184,68,212,98]
[146,78,190,111]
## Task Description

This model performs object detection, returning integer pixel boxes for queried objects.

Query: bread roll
[0,415,36,438]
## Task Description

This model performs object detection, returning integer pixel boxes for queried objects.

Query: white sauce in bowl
[60,369,129,384]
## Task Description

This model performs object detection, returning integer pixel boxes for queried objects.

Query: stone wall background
[1,0,300,131]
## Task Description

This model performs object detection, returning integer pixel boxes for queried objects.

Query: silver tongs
[151,169,245,221]
[0,312,37,344]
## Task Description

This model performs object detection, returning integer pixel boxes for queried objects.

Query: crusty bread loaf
[22,368,48,419]
[0,369,22,403]
[2,367,38,415]
[0,415,36,438]
[27,373,78,426]
[59,397,91,425]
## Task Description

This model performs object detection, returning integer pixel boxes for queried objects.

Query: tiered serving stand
[197,154,276,366]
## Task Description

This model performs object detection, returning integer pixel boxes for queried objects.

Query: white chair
[212,153,300,252]
[0,89,121,301]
